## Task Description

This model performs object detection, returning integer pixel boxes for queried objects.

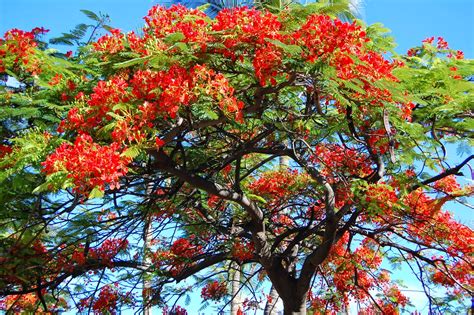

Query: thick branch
[151,151,276,268]
[292,146,339,293]
[154,151,264,223]
[173,253,228,282]
[0,259,144,296]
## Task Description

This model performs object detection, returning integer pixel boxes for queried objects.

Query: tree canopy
[0,3,473,315]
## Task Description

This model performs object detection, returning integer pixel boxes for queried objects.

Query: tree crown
[0,3,473,314]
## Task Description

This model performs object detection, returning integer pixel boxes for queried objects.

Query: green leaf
[248,194,267,204]
[32,182,50,194]
[196,3,211,12]
[70,23,89,39]
[164,32,185,44]
[172,42,189,52]
[265,38,302,55]
[102,24,113,32]
[185,294,191,306]
[106,112,124,120]
[112,103,129,112]
[121,146,141,159]
[88,186,105,199]
[80,9,101,22]
[366,23,391,37]
[113,56,150,69]
[343,80,366,94]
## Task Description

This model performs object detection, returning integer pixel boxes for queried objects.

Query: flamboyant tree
[0,2,473,315]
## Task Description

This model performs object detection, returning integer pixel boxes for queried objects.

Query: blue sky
[1,0,473,313]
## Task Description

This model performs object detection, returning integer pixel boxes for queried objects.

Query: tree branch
[411,154,473,191]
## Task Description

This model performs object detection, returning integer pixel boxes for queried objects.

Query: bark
[230,262,241,315]
[282,295,307,315]
[262,249,310,315]
[266,150,288,315]
[263,285,279,315]
[143,178,154,315]
[143,216,152,315]
[154,146,314,314]
[279,155,290,168]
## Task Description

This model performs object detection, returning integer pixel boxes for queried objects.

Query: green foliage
[0,3,473,314]
[49,9,111,46]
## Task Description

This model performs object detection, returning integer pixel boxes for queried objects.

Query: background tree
[0,3,473,315]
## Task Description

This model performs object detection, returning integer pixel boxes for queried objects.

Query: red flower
[144,5,210,47]
[41,134,131,196]
[201,281,227,301]
[213,7,282,48]
[170,238,203,259]
[437,36,449,49]
[422,36,435,44]
[31,27,49,35]
[155,138,165,148]
[232,241,254,262]
[1,28,42,73]
[93,28,124,54]
[0,144,13,159]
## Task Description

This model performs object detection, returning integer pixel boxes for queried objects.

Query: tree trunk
[143,216,152,315]
[143,178,154,315]
[282,295,307,315]
[263,285,279,315]
[279,155,290,168]
[230,262,241,315]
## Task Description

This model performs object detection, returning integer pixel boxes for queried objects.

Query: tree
[1,3,473,315]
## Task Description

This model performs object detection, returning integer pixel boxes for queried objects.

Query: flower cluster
[0,293,39,312]
[59,64,243,147]
[295,15,367,63]
[363,183,399,216]
[152,238,205,276]
[130,66,193,119]
[212,7,284,85]
[432,259,474,289]
[192,64,244,120]
[308,233,409,312]
[144,5,209,46]
[170,237,203,259]
[364,128,398,155]
[78,285,127,315]
[232,241,254,262]
[391,188,474,290]
[248,169,304,204]
[201,281,227,301]
[58,75,130,133]
[41,134,130,195]
[407,36,465,60]
[312,144,372,180]
[0,144,12,159]
[93,28,124,54]
[213,8,281,47]
[0,27,47,74]
[0,291,67,313]
[252,43,284,86]
[70,238,129,268]
[162,305,188,315]
[432,175,461,194]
